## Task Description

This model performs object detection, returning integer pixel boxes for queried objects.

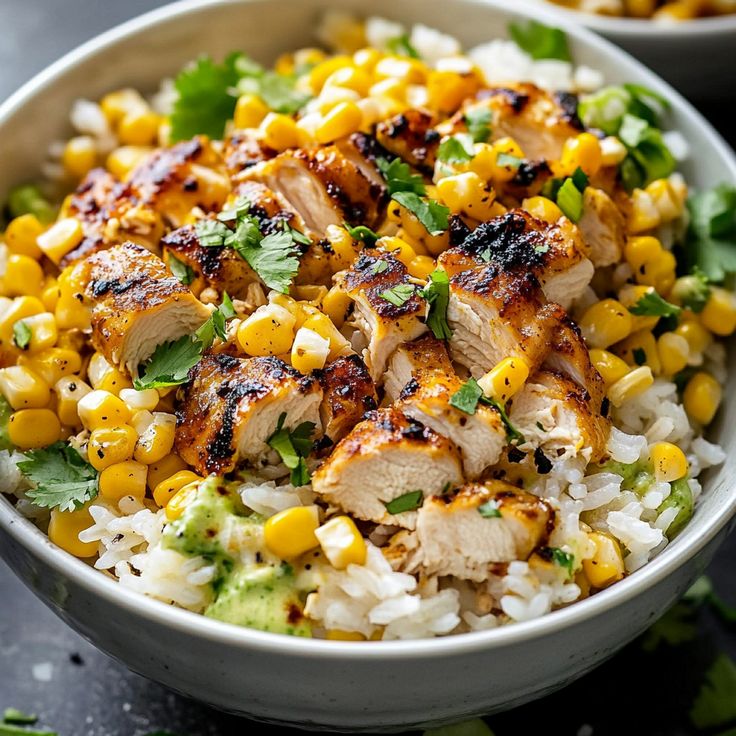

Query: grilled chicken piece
[223,129,277,180]
[317,354,378,445]
[126,136,230,228]
[335,132,389,189]
[176,353,323,476]
[73,242,211,377]
[385,335,506,478]
[509,370,610,464]
[232,180,309,236]
[413,480,554,581]
[312,408,464,529]
[438,210,593,310]
[340,251,427,382]
[243,144,387,238]
[578,187,626,267]
[375,109,440,174]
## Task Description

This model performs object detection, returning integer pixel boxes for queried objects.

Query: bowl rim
[1,0,736,660]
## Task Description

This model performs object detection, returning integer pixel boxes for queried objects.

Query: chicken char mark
[375,109,440,173]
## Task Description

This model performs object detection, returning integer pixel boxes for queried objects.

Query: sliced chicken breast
[311,407,464,529]
[233,180,309,237]
[223,129,277,180]
[334,132,388,189]
[74,241,212,378]
[375,109,440,173]
[176,353,323,476]
[578,187,626,268]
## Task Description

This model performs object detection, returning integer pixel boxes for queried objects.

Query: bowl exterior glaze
[1,0,735,730]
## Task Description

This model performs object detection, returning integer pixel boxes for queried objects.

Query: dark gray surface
[1,2,735,735]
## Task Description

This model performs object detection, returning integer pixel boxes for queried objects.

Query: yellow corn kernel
[407,255,436,280]
[41,278,60,312]
[234,93,269,129]
[36,218,84,265]
[153,470,203,508]
[582,532,624,589]
[134,411,176,465]
[62,136,97,179]
[19,312,58,352]
[99,460,148,503]
[650,441,688,482]
[628,188,661,234]
[117,110,160,146]
[420,230,450,257]
[624,235,661,273]
[326,629,366,641]
[55,270,91,331]
[377,236,415,267]
[600,136,628,167]
[0,296,44,343]
[477,357,529,402]
[88,425,138,471]
[435,172,496,221]
[675,320,712,359]
[589,349,630,385]
[315,516,367,569]
[291,327,330,374]
[293,285,328,306]
[374,56,426,85]
[17,348,82,385]
[490,137,525,183]
[608,366,654,407]
[315,101,363,144]
[100,88,146,126]
[260,113,300,152]
[467,142,495,181]
[657,332,690,376]
[264,505,321,559]
[4,214,44,259]
[617,283,659,333]
[427,70,479,114]
[0,366,50,409]
[324,66,372,96]
[165,480,200,521]
[119,387,159,412]
[353,47,382,72]
[147,453,188,491]
[308,55,353,93]
[86,352,132,395]
[521,196,563,224]
[237,303,296,357]
[579,299,633,349]
[48,507,97,558]
[106,145,153,179]
[683,371,721,425]
[646,178,682,223]
[301,312,351,360]
[54,376,92,427]
[77,389,131,431]
[700,287,736,336]
[614,329,661,374]
[322,286,352,328]
[8,408,61,449]
[558,132,602,177]
[2,254,44,297]
[641,250,676,294]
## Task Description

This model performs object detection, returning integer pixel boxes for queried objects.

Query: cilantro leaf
[549,547,575,576]
[377,157,426,196]
[19,443,98,512]
[496,153,523,170]
[240,229,301,293]
[464,108,492,144]
[168,254,195,286]
[3,708,37,725]
[674,268,711,313]
[691,654,736,729]
[392,191,449,236]
[217,196,251,222]
[134,335,203,390]
[438,136,474,165]
[12,320,31,350]
[369,260,389,275]
[384,490,424,514]
[449,377,483,415]
[629,291,681,318]
[508,20,571,61]
[196,219,232,247]
[344,222,379,247]
[237,66,310,115]
[0,396,12,452]
[479,395,525,444]
[267,413,316,486]
[422,269,452,340]
[386,34,420,59]
[380,283,417,307]
[477,500,502,518]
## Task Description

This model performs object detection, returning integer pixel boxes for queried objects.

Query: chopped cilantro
[690,654,736,730]
[481,395,525,444]
[267,413,316,486]
[196,219,232,246]
[12,320,31,350]
[369,260,389,275]
[549,547,575,576]
[421,269,452,340]
[344,222,379,247]
[380,283,416,307]
[386,34,420,59]
[629,290,681,318]
[6,184,56,224]
[437,136,474,165]
[477,500,502,518]
[168,254,195,286]
[3,709,37,725]
[384,490,424,514]
[672,268,711,313]
[235,57,310,115]
[496,152,523,170]
[464,108,492,144]
[449,377,484,415]
[392,191,449,236]
[508,20,571,61]
[216,196,251,222]
[19,442,98,512]
[377,157,426,196]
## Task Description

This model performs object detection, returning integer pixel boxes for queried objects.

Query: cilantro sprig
[629,290,681,318]
[437,136,474,165]
[508,20,571,61]
[464,107,492,144]
[449,378,524,444]
[421,269,452,340]
[344,222,379,247]
[168,254,195,286]
[380,283,417,307]
[384,490,424,514]
[267,412,316,486]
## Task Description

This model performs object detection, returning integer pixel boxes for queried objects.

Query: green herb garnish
[437,136,474,165]
[508,20,571,61]
[556,177,585,223]
[2,709,37,725]
[449,377,484,415]
[344,222,380,247]
[267,412,316,486]
[380,283,417,307]
[496,152,523,170]
[12,321,31,350]
[384,490,424,514]
[0,396,13,452]
[369,260,389,275]
[464,108,492,144]
[550,547,575,576]
[481,394,525,444]
[377,157,426,196]
[421,269,452,340]
[690,654,736,730]
[6,184,56,224]
[168,254,195,286]
[477,500,502,518]
[629,291,681,318]
[386,34,420,59]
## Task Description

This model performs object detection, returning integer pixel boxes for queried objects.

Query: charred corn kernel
[324,66,372,96]
[147,454,188,492]
[315,516,366,569]
[20,312,58,352]
[326,629,365,641]
[291,327,330,373]
[477,357,529,402]
[426,70,478,113]
[657,332,690,376]
[106,145,153,179]
[260,113,300,151]
[77,389,131,431]
[237,303,296,357]
[264,505,321,559]
[41,279,60,312]
[233,93,269,129]
[521,196,563,224]
[374,57,426,85]
[62,136,97,178]
[407,255,436,280]
[683,371,721,425]
[617,283,659,333]
[559,132,602,177]
[582,532,624,589]
[55,284,91,331]
[490,137,525,183]
[100,88,146,126]
[17,347,81,386]
[326,224,360,270]
[36,218,84,265]
[378,236,416,267]
[119,387,159,412]
[589,349,630,385]
[0,366,50,409]
[86,352,131,395]
[700,287,736,336]
[88,425,138,471]
[3,254,44,297]
[650,441,688,482]
[614,329,661,374]
[134,412,176,464]
[4,214,44,259]
[308,55,353,92]
[165,481,200,521]
[54,376,92,427]
[99,460,147,503]
[322,285,352,328]
[608,366,654,407]
[315,101,363,144]
[301,312,351,360]
[48,507,97,558]
[435,172,496,221]
[675,320,712,358]
[579,299,633,349]
[153,470,202,508]
[117,109,160,146]
[0,296,44,343]
[8,408,60,449]
[628,189,660,233]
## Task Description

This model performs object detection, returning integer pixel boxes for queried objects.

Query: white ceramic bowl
[1,0,735,730]
[522,0,736,100]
